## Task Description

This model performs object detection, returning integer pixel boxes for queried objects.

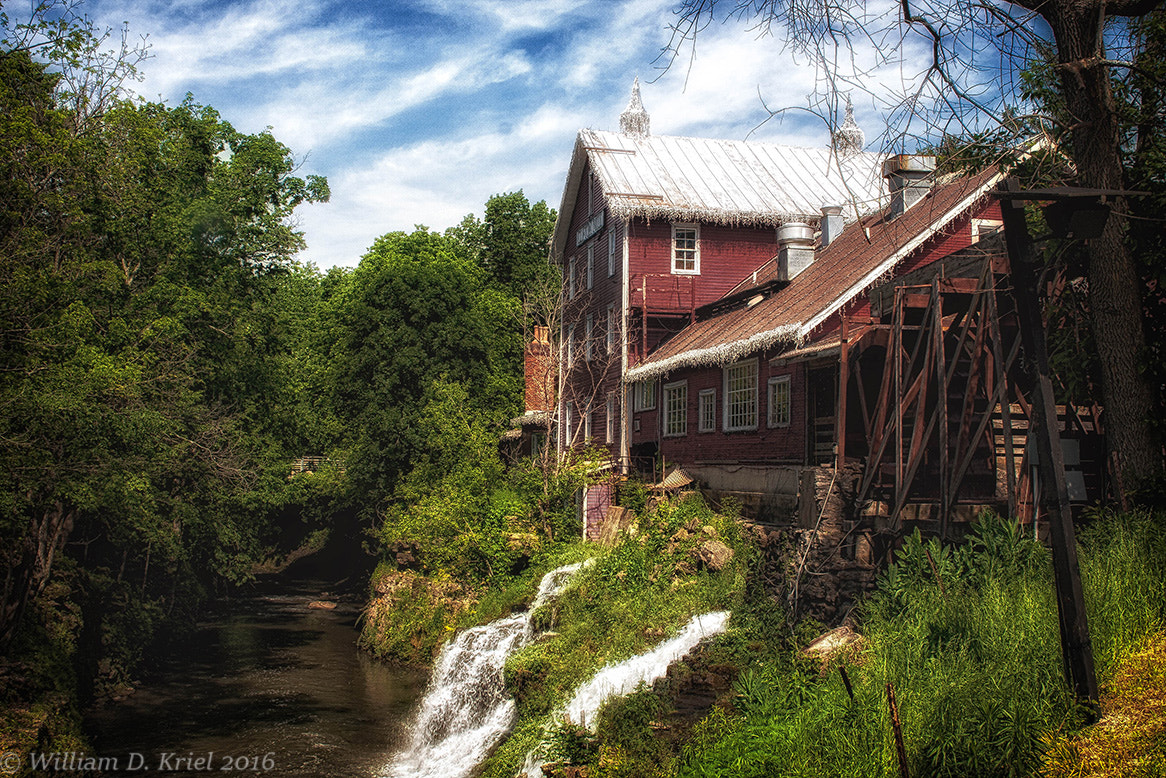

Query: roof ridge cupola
[832,95,865,156]
[619,77,651,137]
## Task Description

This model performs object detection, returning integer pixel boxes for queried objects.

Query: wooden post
[932,279,949,536]
[999,179,1098,706]
[838,311,849,469]
[886,682,910,778]
[893,287,903,514]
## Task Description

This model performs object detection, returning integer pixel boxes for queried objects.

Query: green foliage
[1077,509,1166,677]
[444,190,556,298]
[0,2,343,721]
[676,510,1166,778]
[333,228,522,503]
[480,495,748,777]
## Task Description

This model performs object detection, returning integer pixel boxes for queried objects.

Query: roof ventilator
[777,222,815,281]
[883,154,937,217]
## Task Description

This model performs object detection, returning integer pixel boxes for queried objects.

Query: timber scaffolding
[830,238,1105,539]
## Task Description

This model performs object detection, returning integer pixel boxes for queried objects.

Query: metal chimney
[820,205,844,248]
[777,222,815,281]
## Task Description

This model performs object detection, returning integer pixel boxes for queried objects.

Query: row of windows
[567,231,621,299]
[565,304,619,364]
[563,395,619,447]
[644,360,791,437]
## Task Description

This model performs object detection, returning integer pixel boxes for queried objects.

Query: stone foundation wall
[742,465,882,624]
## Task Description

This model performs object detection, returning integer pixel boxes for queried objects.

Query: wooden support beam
[934,279,950,536]
[949,335,1021,498]
[985,275,1017,520]
[1000,179,1097,706]
[838,312,849,469]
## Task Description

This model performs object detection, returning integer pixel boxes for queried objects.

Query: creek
[85,578,427,777]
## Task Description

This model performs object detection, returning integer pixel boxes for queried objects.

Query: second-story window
[608,231,617,277]
[672,224,699,274]
[606,304,616,353]
[567,256,576,299]
[586,245,594,289]
[585,314,594,361]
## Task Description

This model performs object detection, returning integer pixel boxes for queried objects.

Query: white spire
[619,77,650,137]
[832,95,865,156]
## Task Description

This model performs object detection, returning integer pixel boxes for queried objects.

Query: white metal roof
[594,128,881,219]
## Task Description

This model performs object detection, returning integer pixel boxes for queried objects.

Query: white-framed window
[607,231,617,277]
[606,304,616,353]
[586,245,594,289]
[663,381,688,437]
[531,431,545,456]
[566,324,575,366]
[724,359,758,431]
[584,408,593,441]
[634,380,656,411]
[672,223,699,274]
[606,394,616,444]
[567,256,576,299]
[972,218,1003,243]
[698,389,716,433]
[564,401,574,447]
[768,375,791,428]
[585,314,594,361]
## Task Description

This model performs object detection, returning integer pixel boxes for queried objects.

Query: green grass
[673,510,1166,778]
[478,493,752,778]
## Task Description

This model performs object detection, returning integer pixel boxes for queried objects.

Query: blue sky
[76,0,922,269]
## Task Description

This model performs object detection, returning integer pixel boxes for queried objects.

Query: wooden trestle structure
[833,241,1103,537]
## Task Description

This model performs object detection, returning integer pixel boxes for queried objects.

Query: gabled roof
[624,165,1004,382]
[552,128,885,260]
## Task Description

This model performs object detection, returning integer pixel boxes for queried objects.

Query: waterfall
[521,610,730,778]
[382,562,588,778]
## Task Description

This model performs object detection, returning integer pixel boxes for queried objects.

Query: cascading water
[521,610,731,778]
[382,562,588,778]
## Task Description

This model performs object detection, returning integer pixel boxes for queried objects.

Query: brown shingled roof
[625,166,1002,381]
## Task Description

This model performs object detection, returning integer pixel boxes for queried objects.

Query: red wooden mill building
[546,82,1104,545]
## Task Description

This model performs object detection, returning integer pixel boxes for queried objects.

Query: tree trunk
[0,503,75,650]
[1046,2,1162,493]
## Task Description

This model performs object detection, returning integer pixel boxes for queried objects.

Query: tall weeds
[676,510,1166,778]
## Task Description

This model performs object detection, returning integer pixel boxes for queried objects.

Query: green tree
[445,191,556,297]
[333,228,522,507]
[0,17,329,649]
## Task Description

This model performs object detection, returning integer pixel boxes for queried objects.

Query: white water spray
[382,562,588,778]
[521,610,731,777]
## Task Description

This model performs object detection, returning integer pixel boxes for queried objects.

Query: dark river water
[85,580,427,777]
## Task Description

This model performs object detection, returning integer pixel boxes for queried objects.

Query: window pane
[725,361,757,430]
[664,383,687,436]
[673,226,698,273]
[699,389,716,432]
[768,377,791,427]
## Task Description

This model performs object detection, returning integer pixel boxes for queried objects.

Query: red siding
[627,220,776,313]
[634,352,808,465]
[561,160,625,454]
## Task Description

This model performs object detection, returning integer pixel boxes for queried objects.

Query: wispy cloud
[79,0,935,269]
